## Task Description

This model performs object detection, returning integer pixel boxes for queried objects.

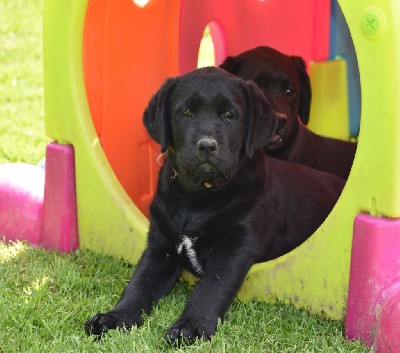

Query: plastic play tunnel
[43,0,400,321]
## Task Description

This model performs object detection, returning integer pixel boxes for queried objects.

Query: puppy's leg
[84,245,181,337]
[165,243,254,346]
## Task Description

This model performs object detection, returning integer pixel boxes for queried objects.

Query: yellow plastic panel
[308,59,350,141]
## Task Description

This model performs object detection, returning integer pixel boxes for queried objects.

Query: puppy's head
[220,46,312,150]
[143,67,279,191]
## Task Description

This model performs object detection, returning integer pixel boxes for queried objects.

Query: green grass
[0,0,48,164]
[0,1,369,352]
[0,242,368,353]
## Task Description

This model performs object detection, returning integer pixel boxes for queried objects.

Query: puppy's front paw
[84,312,133,337]
[164,317,211,347]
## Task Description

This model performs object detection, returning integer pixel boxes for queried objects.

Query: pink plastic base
[346,213,400,351]
[0,142,78,252]
[0,163,45,244]
[42,142,79,251]
[374,283,400,352]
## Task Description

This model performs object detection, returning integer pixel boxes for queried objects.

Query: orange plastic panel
[83,0,181,216]
[83,0,331,216]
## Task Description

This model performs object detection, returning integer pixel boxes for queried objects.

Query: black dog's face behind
[220,46,356,180]
[144,67,279,192]
[220,46,312,150]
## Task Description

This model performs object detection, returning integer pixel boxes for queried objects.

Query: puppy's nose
[197,138,218,153]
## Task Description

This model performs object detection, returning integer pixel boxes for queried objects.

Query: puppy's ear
[292,56,312,125]
[143,78,176,152]
[219,56,241,74]
[243,80,280,158]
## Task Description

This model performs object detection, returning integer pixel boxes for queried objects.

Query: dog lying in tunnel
[84,67,345,346]
[220,46,357,180]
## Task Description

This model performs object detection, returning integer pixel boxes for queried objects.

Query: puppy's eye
[182,109,193,117]
[285,88,295,97]
[222,111,233,120]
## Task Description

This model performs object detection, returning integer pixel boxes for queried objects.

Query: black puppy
[84,67,344,346]
[220,46,357,180]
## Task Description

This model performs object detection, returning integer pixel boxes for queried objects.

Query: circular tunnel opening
[83,0,361,221]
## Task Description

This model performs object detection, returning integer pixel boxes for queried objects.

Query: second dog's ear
[243,80,280,158]
[292,56,312,125]
[219,56,241,74]
[143,78,176,152]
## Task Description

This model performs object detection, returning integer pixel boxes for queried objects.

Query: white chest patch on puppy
[177,235,203,275]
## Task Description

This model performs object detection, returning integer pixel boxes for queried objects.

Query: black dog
[220,46,357,180]
[84,67,344,346]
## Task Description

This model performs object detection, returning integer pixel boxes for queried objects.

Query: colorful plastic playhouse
[1,0,400,350]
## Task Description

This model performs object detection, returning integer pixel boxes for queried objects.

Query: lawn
[0,0,49,164]
[0,1,369,352]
